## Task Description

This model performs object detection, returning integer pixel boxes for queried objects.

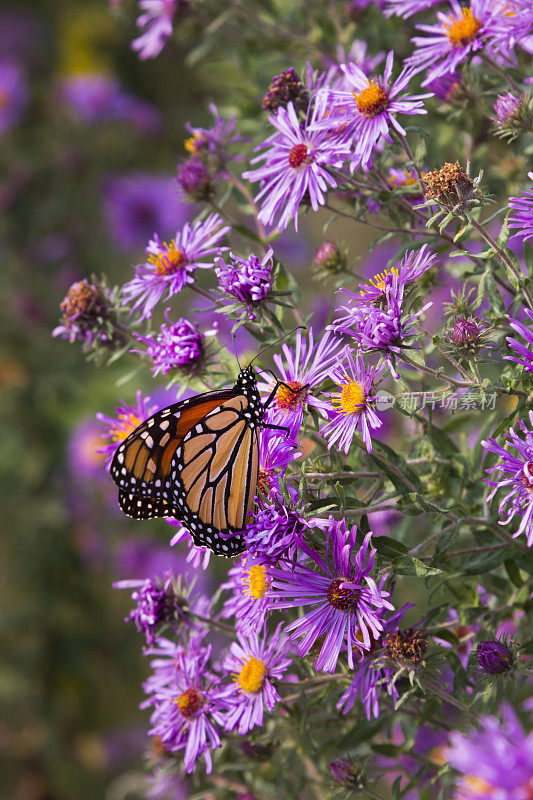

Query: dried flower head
[385,627,427,666]
[422,161,479,211]
[53,279,125,350]
[262,68,309,114]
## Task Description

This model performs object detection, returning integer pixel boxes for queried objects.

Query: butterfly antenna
[248,326,306,367]
[232,331,242,371]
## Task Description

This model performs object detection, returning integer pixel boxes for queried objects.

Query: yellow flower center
[244,563,269,599]
[331,379,366,414]
[237,656,267,693]
[148,240,187,276]
[445,7,481,47]
[109,412,142,443]
[184,131,207,154]
[360,267,399,297]
[275,380,308,411]
[353,81,388,117]
[174,687,204,718]
[462,775,495,794]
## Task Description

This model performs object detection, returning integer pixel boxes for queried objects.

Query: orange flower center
[275,380,308,411]
[148,240,187,276]
[445,7,481,46]
[354,82,388,117]
[288,143,311,168]
[243,563,269,600]
[175,687,204,718]
[236,656,267,693]
[109,412,142,443]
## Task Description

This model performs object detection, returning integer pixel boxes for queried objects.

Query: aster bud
[262,68,309,114]
[422,161,481,213]
[491,92,533,143]
[445,315,489,358]
[329,760,366,791]
[312,241,347,278]
[476,639,514,675]
[385,628,427,667]
[177,157,213,200]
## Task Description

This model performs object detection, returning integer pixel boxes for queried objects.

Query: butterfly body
[110,367,267,556]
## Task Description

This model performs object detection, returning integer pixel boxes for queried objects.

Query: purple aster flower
[121,213,230,320]
[184,103,246,166]
[425,70,463,102]
[113,572,179,645]
[354,245,437,303]
[314,52,430,171]
[142,635,232,774]
[220,554,274,633]
[494,90,522,123]
[132,0,183,60]
[320,349,385,454]
[96,391,158,468]
[506,308,533,373]
[242,98,350,232]
[222,624,292,734]
[146,768,188,800]
[491,91,532,141]
[337,605,412,719]
[133,311,216,377]
[508,172,533,244]
[0,60,28,133]
[256,327,343,438]
[481,410,533,547]
[446,705,533,799]
[330,272,432,378]
[407,0,502,87]
[476,639,514,675]
[384,0,441,18]
[59,73,160,132]
[490,0,533,56]
[215,247,274,320]
[67,418,107,479]
[103,173,189,253]
[269,520,395,673]
[243,488,311,563]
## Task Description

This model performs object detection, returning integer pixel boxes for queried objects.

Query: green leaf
[368,439,424,495]
[504,558,523,587]
[392,556,443,577]
[373,537,409,559]
[463,547,509,574]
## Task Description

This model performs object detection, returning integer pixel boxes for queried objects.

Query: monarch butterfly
[110,338,300,556]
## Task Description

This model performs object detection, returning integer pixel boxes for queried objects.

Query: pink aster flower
[133,311,217,377]
[121,213,230,320]
[220,554,275,633]
[222,624,292,734]
[96,391,157,468]
[407,0,502,87]
[320,349,385,454]
[314,52,430,171]
[481,410,533,547]
[132,0,179,60]
[242,98,350,232]
[268,519,395,673]
[256,327,343,438]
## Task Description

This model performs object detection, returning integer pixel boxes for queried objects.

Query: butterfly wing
[118,490,176,520]
[171,395,259,556]
[110,389,238,506]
